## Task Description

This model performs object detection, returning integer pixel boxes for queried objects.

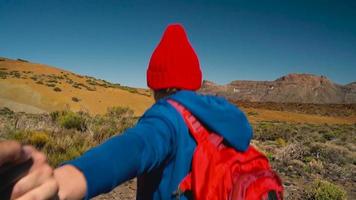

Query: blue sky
[0,0,355,87]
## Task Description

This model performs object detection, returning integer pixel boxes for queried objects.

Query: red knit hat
[147,24,202,90]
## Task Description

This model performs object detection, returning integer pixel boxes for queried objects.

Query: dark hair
[153,88,180,101]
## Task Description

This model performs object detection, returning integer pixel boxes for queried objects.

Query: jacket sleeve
[65,107,177,199]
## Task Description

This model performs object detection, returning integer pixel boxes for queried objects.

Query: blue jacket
[67,90,253,200]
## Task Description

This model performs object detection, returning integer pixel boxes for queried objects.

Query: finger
[14,178,58,200]
[11,165,53,199]
[22,146,47,172]
[0,141,24,166]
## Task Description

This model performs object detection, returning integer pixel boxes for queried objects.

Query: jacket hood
[168,90,253,151]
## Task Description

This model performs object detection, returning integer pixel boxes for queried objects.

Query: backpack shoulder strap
[167,99,222,146]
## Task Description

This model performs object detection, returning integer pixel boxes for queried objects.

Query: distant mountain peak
[200,73,355,104]
[276,73,331,83]
[202,80,218,87]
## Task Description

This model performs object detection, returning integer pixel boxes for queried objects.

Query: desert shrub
[306,158,324,175]
[86,86,96,91]
[265,151,274,161]
[47,79,58,83]
[53,87,62,92]
[253,122,297,142]
[247,111,259,116]
[71,97,80,102]
[119,86,138,94]
[4,129,28,141]
[29,131,50,148]
[58,111,87,131]
[50,111,60,121]
[44,130,95,166]
[5,130,49,148]
[46,83,56,87]
[4,128,94,166]
[0,58,6,61]
[275,138,287,147]
[0,71,8,79]
[86,79,97,85]
[310,143,351,166]
[72,83,82,89]
[0,107,14,115]
[106,106,133,118]
[17,58,29,62]
[9,71,21,78]
[66,79,74,84]
[322,131,338,140]
[36,81,44,85]
[90,107,135,142]
[305,179,347,200]
[276,142,309,162]
[73,82,96,91]
[1,108,137,166]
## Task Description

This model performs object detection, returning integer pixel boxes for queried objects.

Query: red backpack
[168,99,283,200]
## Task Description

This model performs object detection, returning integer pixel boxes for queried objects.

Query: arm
[55,112,176,200]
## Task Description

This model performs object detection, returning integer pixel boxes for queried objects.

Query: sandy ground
[93,180,136,200]
[0,96,46,113]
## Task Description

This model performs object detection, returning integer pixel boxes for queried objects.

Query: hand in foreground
[0,141,59,200]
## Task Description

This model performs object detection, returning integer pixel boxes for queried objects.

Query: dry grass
[243,108,356,124]
[1,107,355,199]
[1,107,136,166]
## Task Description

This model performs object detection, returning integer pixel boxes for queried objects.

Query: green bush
[29,131,50,148]
[305,179,347,200]
[275,137,287,147]
[59,111,87,131]
[322,131,339,141]
[50,111,60,121]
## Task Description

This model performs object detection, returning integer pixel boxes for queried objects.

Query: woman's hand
[0,141,59,200]
[54,165,87,200]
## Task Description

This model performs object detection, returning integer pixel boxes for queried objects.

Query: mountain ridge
[200,73,356,104]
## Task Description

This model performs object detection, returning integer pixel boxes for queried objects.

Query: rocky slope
[200,74,356,104]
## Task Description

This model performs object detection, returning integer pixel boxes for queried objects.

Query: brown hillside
[0,58,154,116]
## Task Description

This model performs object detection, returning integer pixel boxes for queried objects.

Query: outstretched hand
[0,141,59,200]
